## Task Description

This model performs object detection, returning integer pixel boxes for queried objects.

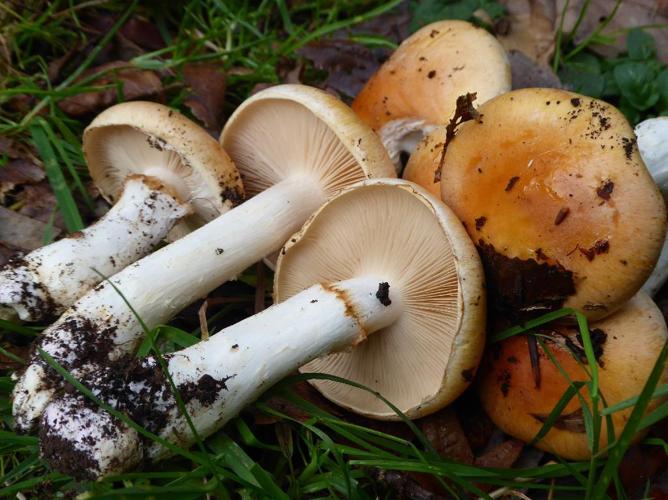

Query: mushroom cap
[477,292,668,461]
[275,178,486,419]
[84,101,243,236]
[352,20,510,163]
[403,126,446,197]
[220,84,395,199]
[440,88,667,320]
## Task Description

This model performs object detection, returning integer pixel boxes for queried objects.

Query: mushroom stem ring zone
[0,102,242,322]
[12,85,395,433]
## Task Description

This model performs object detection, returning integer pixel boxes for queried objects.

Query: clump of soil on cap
[477,241,575,320]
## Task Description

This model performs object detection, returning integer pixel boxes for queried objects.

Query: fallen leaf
[298,40,386,101]
[0,159,45,202]
[0,206,57,251]
[58,61,162,116]
[369,469,446,500]
[119,16,165,51]
[474,438,524,468]
[183,63,227,132]
[508,49,563,89]
[0,343,30,370]
[419,408,474,464]
[497,0,558,65]
[558,0,668,63]
[16,181,61,228]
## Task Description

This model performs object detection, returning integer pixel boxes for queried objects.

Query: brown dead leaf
[369,469,446,500]
[298,40,385,101]
[497,0,558,65]
[58,61,162,116]
[474,438,524,468]
[558,0,668,63]
[183,63,227,132]
[0,159,45,202]
[119,16,165,51]
[0,343,30,370]
[419,408,474,464]
[508,49,563,89]
[16,181,61,228]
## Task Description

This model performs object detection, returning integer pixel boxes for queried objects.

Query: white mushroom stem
[14,176,326,432]
[636,118,668,295]
[40,276,401,480]
[0,176,189,322]
[379,119,435,172]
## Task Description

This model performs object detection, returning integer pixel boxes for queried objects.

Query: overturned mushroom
[352,20,510,171]
[39,179,486,479]
[0,102,241,322]
[12,85,394,433]
[440,88,667,320]
[477,292,668,460]
[635,117,668,295]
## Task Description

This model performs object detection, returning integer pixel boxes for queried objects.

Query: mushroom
[635,117,668,295]
[352,20,511,172]
[439,88,667,320]
[12,84,395,433]
[0,102,241,322]
[38,178,486,479]
[402,126,447,197]
[477,291,668,461]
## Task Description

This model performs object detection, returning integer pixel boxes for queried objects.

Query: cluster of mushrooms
[2,20,668,479]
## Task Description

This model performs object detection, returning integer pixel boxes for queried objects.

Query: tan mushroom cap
[275,178,486,419]
[220,84,395,199]
[477,292,668,461]
[403,126,446,197]
[352,20,510,165]
[84,101,243,236]
[440,88,667,320]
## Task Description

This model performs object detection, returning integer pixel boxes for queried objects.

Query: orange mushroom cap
[440,88,667,320]
[477,292,668,461]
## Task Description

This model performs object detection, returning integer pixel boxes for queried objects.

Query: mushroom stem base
[40,276,401,479]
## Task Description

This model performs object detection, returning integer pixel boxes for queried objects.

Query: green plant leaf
[626,28,655,61]
[410,0,478,31]
[614,61,660,111]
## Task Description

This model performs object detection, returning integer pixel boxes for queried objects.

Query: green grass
[1,0,667,497]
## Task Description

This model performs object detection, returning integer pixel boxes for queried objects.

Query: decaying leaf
[474,438,524,468]
[369,469,446,500]
[16,181,60,227]
[298,40,384,101]
[497,0,558,65]
[0,159,45,202]
[419,408,474,464]
[58,61,163,116]
[508,49,562,89]
[0,206,57,252]
[183,63,227,132]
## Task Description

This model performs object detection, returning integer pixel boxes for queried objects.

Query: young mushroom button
[477,292,668,461]
[12,85,394,433]
[0,102,241,322]
[352,20,511,173]
[440,88,667,320]
[39,179,486,479]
